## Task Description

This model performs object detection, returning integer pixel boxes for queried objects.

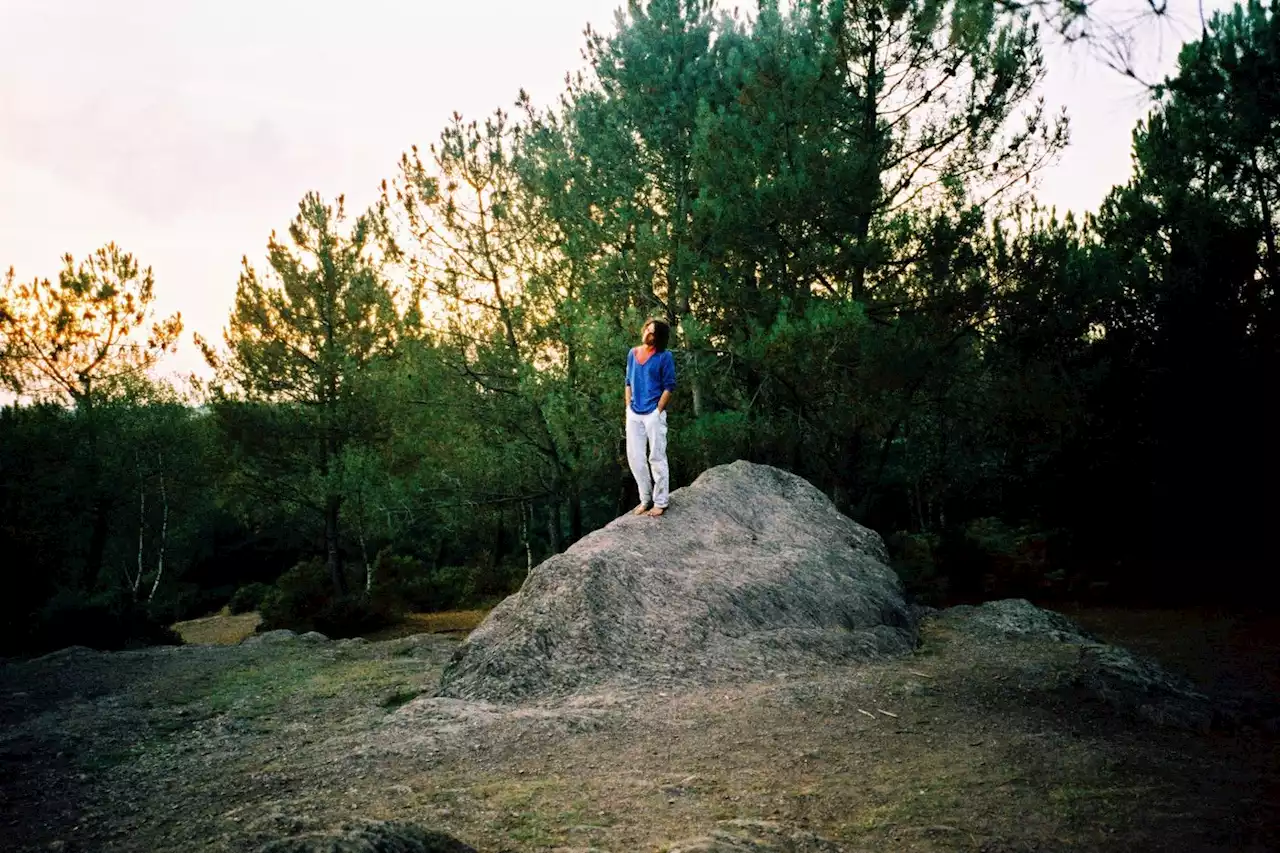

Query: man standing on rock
[625,318,677,516]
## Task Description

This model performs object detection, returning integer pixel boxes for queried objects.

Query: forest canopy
[2,0,1275,653]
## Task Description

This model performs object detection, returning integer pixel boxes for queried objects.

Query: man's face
[642,322,655,346]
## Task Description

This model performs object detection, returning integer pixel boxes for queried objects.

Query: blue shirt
[626,346,677,414]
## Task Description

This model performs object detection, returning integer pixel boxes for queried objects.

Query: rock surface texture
[438,461,917,703]
[939,599,1223,730]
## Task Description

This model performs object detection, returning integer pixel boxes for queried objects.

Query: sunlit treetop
[0,244,183,405]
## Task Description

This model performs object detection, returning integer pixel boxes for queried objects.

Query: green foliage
[425,566,480,612]
[5,0,1278,650]
[257,558,332,631]
[887,531,947,606]
[369,550,434,611]
[228,583,273,615]
[0,244,182,403]
[962,517,1053,596]
[0,384,227,653]
[257,558,399,637]
[311,595,398,639]
[1076,0,1279,580]
[369,550,481,613]
[30,590,182,654]
[199,192,416,597]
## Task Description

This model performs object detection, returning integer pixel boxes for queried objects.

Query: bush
[471,549,529,599]
[161,582,237,623]
[30,591,182,654]
[368,550,430,610]
[887,530,948,607]
[421,565,477,611]
[934,518,1055,601]
[368,549,477,612]
[228,582,273,615]
[312,595,397,638]
[258,558,332,632]
[258,557,398,637]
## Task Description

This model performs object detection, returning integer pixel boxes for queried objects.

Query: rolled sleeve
[661,352,678,392]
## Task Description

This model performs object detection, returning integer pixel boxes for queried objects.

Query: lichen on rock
[944,598,1095,643]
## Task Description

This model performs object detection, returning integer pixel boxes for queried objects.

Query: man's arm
[624,348,633,412]
[657,351,676,412]
[657,389,672,413]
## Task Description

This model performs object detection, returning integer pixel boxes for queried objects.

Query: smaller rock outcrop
[944,597,1096,643]
[938,599,1219,730]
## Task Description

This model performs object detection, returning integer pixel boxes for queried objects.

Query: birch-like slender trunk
[147,456,168,603]
[134,458,146,600]
[360,523,372,593]
[521,500,533,575]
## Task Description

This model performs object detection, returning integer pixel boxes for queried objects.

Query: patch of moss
[190,656,409,719]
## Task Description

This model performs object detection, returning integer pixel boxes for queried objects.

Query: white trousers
[626,407,669,508]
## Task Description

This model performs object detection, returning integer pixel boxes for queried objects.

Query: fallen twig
[877,708,899,718]
[908,670,933,678]
[857,708,877,719]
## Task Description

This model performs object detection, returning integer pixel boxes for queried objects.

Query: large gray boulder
[438,461,917,702]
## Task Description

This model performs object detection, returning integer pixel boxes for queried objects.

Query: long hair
[647,318,671,352]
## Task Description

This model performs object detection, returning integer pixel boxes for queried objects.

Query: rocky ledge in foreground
[438,461,917,703]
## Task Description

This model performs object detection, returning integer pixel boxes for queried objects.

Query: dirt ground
[1,612,1276,853]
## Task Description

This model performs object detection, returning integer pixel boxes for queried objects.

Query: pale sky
[0,1,1230,383]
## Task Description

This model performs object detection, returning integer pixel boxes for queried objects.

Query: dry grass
[172,611,260,645]
[364,609,490,641]
[172,609,490,646]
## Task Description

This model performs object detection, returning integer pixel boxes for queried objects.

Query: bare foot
[633,503,651,516]
[647,505,666,517]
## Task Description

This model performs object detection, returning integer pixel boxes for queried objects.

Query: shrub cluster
[26,591,182,654]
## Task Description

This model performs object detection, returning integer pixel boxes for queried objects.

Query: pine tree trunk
[546,497,562,555]
[616,442,631,516]
[493,508,506,564]
[568,487,583,545]
[326,494,346,595]
[86,499,110,591]
[846,10,882,300]
[857,417,902,520]
[75,379,109,589]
